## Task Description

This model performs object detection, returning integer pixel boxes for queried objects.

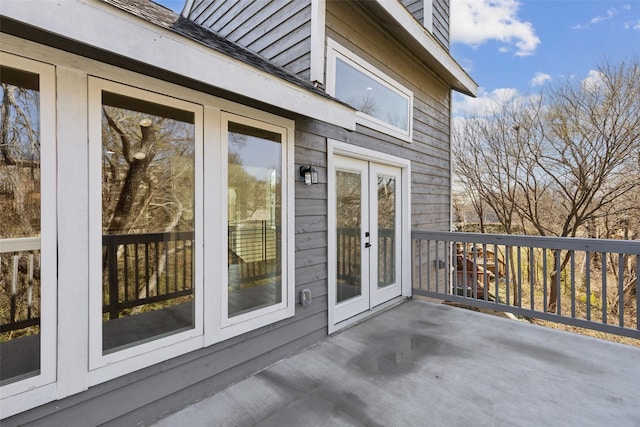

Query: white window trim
[87,77,205,379]
[310,0,327,85]
[423,0,433,32]
[209,112,296,343]
[325,38,414,143]
[1,38,298,414]
[0,52,58,416]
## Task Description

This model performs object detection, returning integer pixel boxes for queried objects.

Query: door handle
[364,242,371,248]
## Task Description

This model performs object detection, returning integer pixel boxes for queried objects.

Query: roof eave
[363,0,478,97]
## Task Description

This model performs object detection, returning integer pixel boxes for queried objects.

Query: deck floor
[151,300,640,426]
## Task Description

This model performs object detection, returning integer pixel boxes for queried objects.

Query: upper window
[326,38,413,142]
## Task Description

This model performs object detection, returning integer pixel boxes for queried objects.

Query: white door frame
[327,140,411,333]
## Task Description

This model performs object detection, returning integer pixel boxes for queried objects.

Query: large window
[89,81,294,374]
[219,113,293,337]
[0,54,56,400]
[89,78,204,372]
[326,38,413,142]
[0,49,296,415]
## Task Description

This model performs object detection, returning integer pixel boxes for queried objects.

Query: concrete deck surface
[151,300,640,426]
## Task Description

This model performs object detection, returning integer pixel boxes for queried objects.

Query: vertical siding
[186,0,313,80]
[433,0,450,50]
[326,1,452,232]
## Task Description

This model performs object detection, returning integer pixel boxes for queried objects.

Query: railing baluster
[618,253,624,328]
[472,243,478,299]
[11,255,18,323]
[602,251,607,325]
[543,249,548,313]
[517,246,522,307]
[418,239,423,291]
[529,248,534,311]
[586,252,591,321]
[505,245,510,306]
[426,240,431,293]
[570,250,576,319]
[435,241,439,294]
[124,244,129,302]
[495,244,500,304]
[636,255,640,330]
[27,254,34,320]
[555,249,561,316]
[482,243,488,302]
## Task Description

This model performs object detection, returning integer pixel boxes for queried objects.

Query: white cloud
[450,0,540,56]
[574,7,622,29]
[453,87,521,117]
[590,8,617,24]
[531,72,552,86]
[581,70,606,92]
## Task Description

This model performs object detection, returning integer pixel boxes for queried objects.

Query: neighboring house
[0,0,476,424]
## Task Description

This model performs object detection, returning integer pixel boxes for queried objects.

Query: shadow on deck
[152,299,640,426]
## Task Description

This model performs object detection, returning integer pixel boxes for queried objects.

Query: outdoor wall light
[300,166,319,185]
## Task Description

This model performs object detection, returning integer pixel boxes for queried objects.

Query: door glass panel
[227,122,282,317]
[101,91,195,354]
[0,67,42,385]
[336,170,362,303]
[377,175,396,288]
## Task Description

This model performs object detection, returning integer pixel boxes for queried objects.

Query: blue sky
[451,0,640,116]
[156,0,639,116]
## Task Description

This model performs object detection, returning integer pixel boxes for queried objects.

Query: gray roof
[103,0,329,99]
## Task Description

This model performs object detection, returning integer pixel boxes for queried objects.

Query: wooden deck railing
[413,231,640,339]
[0,237,40,333]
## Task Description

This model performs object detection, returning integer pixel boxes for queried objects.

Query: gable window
[326,38,413,142]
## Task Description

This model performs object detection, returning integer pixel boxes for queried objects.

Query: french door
[332,155,403,324]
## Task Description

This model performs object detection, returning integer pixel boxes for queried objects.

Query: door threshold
[329,296,407,335]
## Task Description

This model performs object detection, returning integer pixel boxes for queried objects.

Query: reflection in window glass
[336,170,362,303]
[335,57,409,132]
[227,122,282,317]
[0,66,42,385]
[377,175,396,288]
[101,91,195,353]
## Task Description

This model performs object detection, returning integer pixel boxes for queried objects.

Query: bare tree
[453,57,640,311]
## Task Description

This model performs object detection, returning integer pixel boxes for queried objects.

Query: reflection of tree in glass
[0,81,41,238]
[336,172,361,229]
[386,112,408,131]
[102,106,194,235]
[347,93,379,117]
[377,176,395,229]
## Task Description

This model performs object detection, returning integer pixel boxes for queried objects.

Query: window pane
[336,170,362,303]
[377,175,396,288]
[227,122,282,317]
[0,66,42,385]
[101,91,195,353]
[335,58,409,132]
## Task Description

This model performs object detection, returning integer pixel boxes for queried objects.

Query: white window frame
[2,37,297,413]
[326,38,414,142]
[0,52,58,414]
[87,77,205,382]
[208,112,295,343]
